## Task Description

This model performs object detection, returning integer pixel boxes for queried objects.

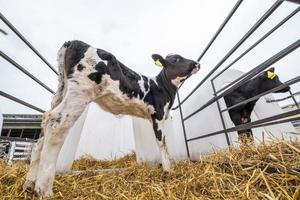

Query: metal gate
[173,0,300,158]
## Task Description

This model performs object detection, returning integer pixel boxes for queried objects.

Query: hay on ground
[0,139,299,199]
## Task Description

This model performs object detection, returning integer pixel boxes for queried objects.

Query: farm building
[1,114,42,140]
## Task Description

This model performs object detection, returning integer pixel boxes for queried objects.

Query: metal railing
[175,0,300,158]
[0,12,56,113]
[0,12,58,75]
[266,90,300,108]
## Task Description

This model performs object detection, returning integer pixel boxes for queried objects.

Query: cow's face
[259,67,290,93]
[152,54,200,86]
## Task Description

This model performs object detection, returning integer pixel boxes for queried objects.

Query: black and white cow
[23,40,200,197]
[224,68,290,142]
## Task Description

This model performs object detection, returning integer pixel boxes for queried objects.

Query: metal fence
[174,0,300,158]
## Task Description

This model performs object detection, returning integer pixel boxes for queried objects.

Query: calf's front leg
[152,117,171,172]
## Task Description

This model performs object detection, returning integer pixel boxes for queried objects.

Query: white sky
[0,0,299,114]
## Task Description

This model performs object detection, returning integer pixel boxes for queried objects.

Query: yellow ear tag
[267,71,276,80]
[155,59,163,67]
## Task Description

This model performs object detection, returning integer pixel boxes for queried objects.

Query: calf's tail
[51,42,71,109]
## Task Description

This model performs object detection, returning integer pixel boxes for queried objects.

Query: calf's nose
[195,62,201,69]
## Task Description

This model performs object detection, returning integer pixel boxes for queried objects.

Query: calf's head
[152,54,200,86]
[259,67,290,93]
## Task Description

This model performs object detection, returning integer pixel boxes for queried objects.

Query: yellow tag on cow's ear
[155,59,163,67]
[267,71,276,79]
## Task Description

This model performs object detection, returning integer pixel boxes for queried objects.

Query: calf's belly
[94,95,154,120]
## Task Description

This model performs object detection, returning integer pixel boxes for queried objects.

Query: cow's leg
[231,112,252,143]
[239,116,253,144]
[243,117,254,143]
[152,118,171,172]
[24,81,65,192]
[230,112,245,139]
[34,87,90,197]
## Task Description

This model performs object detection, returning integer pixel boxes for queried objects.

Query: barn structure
[1,114,42,140]
[0,0,300,173]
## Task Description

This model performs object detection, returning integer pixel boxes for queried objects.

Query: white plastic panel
[75,103,135,160]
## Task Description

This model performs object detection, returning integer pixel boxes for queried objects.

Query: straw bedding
[0,139,299,199]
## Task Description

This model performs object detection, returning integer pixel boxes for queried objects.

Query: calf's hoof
[161,171,171,181]
[23,180,35,193]
[34,186,54,198]
[161,163,171,173]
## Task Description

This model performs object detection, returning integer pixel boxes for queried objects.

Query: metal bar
[183,39,300,121]
[176,93,190,158]
[0,12,58,75]
[0,51,55,94]
[221,76,300,112]
[172,0,283,110]
[197,0,244,61]
[174,0,244,92]
[216,39,300,95]
[187,108,300,142]
[33,129,38,140]
[211,80,231,146]
[20,129,24,138]
[7,129,11,138]
[289,90,300,108]
[266,91,300,103]
[0,136,36,142]
[0,90,45,113]
[211,6,300,81]
[250,116,300,129]
[189,115,300,142]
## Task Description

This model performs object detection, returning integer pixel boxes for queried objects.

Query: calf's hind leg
[23,82,65,192]
[34,87,90,197]
[23,136,44,192]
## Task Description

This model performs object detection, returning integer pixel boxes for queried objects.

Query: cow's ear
[266,67,276,80]
[268,67,275,72]
[152,54,166,68]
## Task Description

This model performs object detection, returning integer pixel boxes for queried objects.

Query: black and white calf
[23,40,200,197]
[224,68,290,142]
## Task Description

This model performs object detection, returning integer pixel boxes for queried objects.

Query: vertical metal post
[20,129,24,138]
[33,129,38,140]
[8,141,16,164]
[289,90,299,109]
[7,129,11,137]
[211,80,231,146]
[176,93,190,159]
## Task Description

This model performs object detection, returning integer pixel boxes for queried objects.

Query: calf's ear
[152,54,166,68]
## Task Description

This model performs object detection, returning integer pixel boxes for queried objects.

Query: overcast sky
[0,0,299,114]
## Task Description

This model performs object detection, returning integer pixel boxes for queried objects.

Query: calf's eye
[172,58,180,63]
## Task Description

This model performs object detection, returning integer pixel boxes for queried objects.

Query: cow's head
[152,54,200,86]
[259,67,290,93]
